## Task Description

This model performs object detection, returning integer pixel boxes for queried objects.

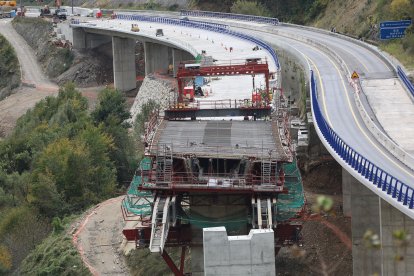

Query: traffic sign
[380,20,412,28]
[351,71,359,79]
[380,27,408,40]
[380,20,412,40]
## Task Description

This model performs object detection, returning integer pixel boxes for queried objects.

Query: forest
[0,84,137,274]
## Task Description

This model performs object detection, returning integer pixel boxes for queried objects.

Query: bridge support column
[172,49,194,76]
[349,172,382,275]
[72,28,87,49]
[112,37,136,92]
[144,42,171,75]
[346,169,414,275]
[342,168,352,217]
[72,29,112,49]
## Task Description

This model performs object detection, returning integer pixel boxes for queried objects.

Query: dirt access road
[73,196,129,275]
[0,18,58,136]
[0,18,106,136]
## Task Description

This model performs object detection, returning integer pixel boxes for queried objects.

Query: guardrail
[180,9,279,26]
[310,71,414,210]
[398,66,414,99]
[115,13,228,30]
[114,13,280,69]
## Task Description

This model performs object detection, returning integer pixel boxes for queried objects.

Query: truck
[54,8,67,20]
[0,5,14,18]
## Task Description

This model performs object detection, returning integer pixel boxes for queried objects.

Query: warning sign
[351,71,359,79]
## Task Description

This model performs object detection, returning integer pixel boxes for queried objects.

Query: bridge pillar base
[112,37,136,92]
[347,169,414,275]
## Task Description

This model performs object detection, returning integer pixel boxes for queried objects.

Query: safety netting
[122,157,153,216]
[177,206,248,232]
[276,159,305,221]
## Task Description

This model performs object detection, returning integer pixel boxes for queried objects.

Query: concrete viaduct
[72,25,194,91]
[67,9,414,275]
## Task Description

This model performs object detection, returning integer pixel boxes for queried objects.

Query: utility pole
[71,0,73,15]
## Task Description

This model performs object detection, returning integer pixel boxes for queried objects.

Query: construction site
[121,56,305,275]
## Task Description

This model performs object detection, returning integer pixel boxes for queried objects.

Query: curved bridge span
[68,9,414,275]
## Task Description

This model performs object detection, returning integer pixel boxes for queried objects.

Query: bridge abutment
[344,168,414,275]
[112,37,136,92]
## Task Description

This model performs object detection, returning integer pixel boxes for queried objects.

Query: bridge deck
[151,120,289,161]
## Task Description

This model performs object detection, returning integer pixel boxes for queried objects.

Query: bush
[19,218,90,276]
[230,0,270,16]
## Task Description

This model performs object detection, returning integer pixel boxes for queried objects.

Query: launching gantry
[122,58,305,275]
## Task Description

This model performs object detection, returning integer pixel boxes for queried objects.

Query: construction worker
[168,64,173,75]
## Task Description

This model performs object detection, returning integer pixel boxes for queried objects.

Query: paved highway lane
[236,27,414,187]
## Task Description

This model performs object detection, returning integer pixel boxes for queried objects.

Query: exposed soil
[72,196,129,276]
[277,160,352,276]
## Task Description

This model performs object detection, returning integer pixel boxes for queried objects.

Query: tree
[390,0,414,19]
[91,88,130,127]
[92,88,137,185]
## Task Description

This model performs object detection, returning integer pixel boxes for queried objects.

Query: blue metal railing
[397,66,414,99]
[180,9,279,26]
[114,13,280,69]
[310,70,414,209]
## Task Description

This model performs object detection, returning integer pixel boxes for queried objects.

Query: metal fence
[180,9,279,25]
[310,70,414,209]
[397,66,414,99]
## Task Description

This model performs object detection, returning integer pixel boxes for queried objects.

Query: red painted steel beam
[180,246,186,273]
[161,249,184,276]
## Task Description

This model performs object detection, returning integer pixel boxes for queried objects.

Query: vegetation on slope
[0,34,20,100]
[311,0,414,69]
[0,83,137,273]
[18,216,90,276]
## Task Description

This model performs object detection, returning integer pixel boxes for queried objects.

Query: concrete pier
[112,37,136,92]
[172,48,194,76]
[344,169,414,275]
[203,227,276,276]
[144,42,171,74]
[72,28,111,49]
[72,28,87,49]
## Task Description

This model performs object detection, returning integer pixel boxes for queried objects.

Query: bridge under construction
[121,58,305,275]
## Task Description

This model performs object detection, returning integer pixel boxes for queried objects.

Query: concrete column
[172,48,194,76]
[144,42,170,75]
[349,171,414,275]
[380,199,414,275]
[189,195,248,275]
[112,37,136,92]
[72,28,86,49]
[86,34,112,49]
[342,168,353,217]
[350,177,382,276]
[203,227,275,275]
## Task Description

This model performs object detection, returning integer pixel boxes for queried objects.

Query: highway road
[68,11,414,216]
[246,25,414,184]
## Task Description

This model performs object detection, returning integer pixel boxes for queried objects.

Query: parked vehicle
[156,29,164,36]
[131,24,140,32]
[54,8,68,20]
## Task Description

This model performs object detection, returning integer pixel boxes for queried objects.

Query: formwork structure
[122,59,305,275]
